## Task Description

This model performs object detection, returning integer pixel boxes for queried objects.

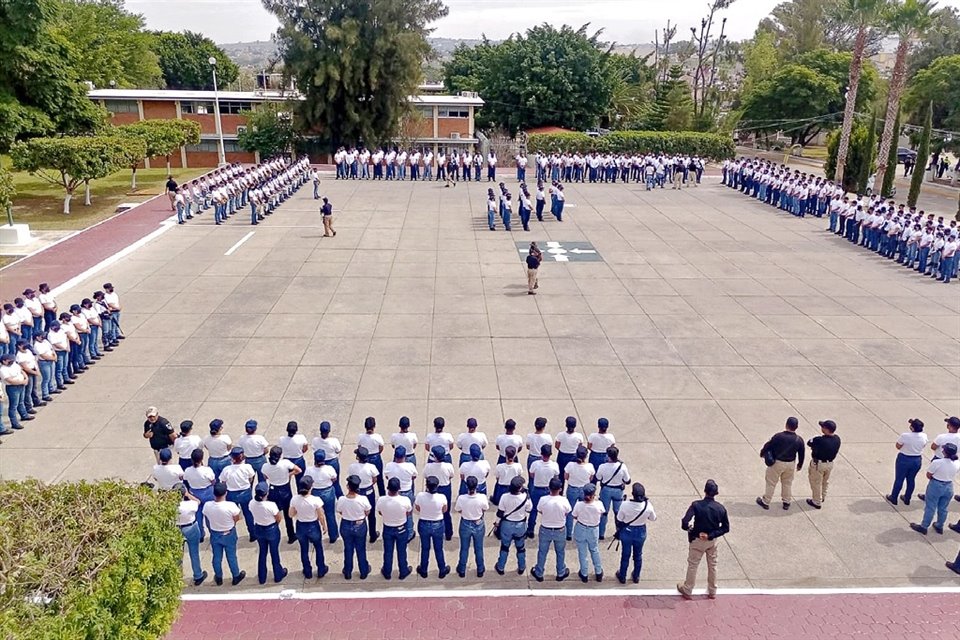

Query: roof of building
[88,89,483,106]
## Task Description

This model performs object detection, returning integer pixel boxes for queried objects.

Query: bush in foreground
[0,480,183,640]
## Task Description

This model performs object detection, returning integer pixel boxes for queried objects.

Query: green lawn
[2,156,210,231]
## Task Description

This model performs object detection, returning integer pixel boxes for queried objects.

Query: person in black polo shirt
[806,420,841,510]
[143,405,175,463]
[756,416,805,511]
[678,479,729,600]
[526,242,541,295]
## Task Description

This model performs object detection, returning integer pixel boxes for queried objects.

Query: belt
[344,519,366,525]
[178,522,195,528]
[577,523,599,528]
[269,483,291,489]
[247,455,265,460]
[210,455,228,460]
[462,518,483,525]
[540,525,564,530]
[383,523,407,529]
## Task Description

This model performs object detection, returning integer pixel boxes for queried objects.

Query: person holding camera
[615,482,657,584]
[756,417,804,511]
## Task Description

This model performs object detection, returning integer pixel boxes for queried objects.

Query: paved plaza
[2,175,958,594]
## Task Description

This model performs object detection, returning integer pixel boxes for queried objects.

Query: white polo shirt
[526,432,552,455]
[588,432,616,453]
[897,431,928,456]
[932,433,960,459]
[204,434,233,458]
[555,431,584,454]
[422,462,455,487]
[357,432,384,453]
[174,434,203,460]
[495,461,523,486]
[928,458,960,482]
[250,499,280,526]
[238,434,269,458]
[220,463,256,491]
[415,492,447,521]
[152,464,183,490]
[183,465,215,490]
[304,464,338,489]
[204,500,241,532]
[496,433,523,455]
[278,434,308,458]
[537,495,572,528]
[572,499,605,527]
[616,499,658,526]
[459,459,491,483]
[564,462,596,488]
[457,431,488,452]
[425,432,454,454]
[498,492,532,521]
[177,501,199,526]
[455,493,490,521]
[262,459,296,486]
[530,459,560,488]
[596,461,631,488]
[391,431,418,452]
[377,494,413,527]
[291,494,323,522]
[312,435,342,461]
[336,495,372,521]
[347,462,379,490]
[384,461,417,492]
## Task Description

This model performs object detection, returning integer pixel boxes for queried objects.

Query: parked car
[897,147,917,164]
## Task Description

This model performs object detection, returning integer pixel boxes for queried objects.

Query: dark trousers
[254,522,285,584]
[340,520,370,577]
[295,520,326,577]
[268,484,296,541]
[417,520,447,574]
[618,525,647,581]
[360,487,378,539]
[438,485,453,539]
[891,453,922,502]
[382,523,410,577]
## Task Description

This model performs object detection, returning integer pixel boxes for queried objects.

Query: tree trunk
[166,156,171,173]
[84,180,91,206]
[63,191,73,215]
[131,166,138,191]
[835,25,868,188]
[873,36,909,194]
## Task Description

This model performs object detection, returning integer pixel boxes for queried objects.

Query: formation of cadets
[0,283,123,434]
[332,147,498,182]
[485,181,565,232]
[531,151,705,189]
[723,157,959,284]
[166,157,312,226]
[157,414,684,587]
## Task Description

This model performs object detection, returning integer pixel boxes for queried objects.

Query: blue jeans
[295,520,327,577]
[599,486,624,539]
[574,522,602,576]
[5,385,27,427]
[533,526,567,577]
[269,483,295,541]
[417,519,446,573]
[496,519,527,572]
[209,456,229,480]
[340,520,370,576]
[180,521,204,581]
[311,485,339,542]
[191,485,214,540]
[38,360,54,397]
[890,453,922,502]
[54,351,67,387]
[327,459,343,498]
[920,480,953,529]
[456,519,485,574]
[359,486,377,537]
[368,453,385,495]
[79,332,91,364]
[254,522,285,583]
[401,489,415,540]
[247,455,266,482]
[89,325,101,357]
[526,486,549,536]
[618,525,647,580]
[438,485,453,539]
[565,485,584,538]
[226,488,254,539]
[209,528,241,580]
[382,523,410,577]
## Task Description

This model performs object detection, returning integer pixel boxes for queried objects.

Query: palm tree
[833,0,887,188]
[872,0,937,194]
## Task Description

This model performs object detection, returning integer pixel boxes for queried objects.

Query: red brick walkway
[168,592,959,639]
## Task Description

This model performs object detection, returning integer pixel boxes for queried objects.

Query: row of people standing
[165,157,311,226]
[333,147,500,182]
[530,152,705,188]
[0,282,122,434]
[485,181,566,231]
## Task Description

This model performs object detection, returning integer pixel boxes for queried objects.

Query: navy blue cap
[430,446,446,461]
[565,416,577,431]
[582,482,596,495]
[254,482,269,499]
[314,450,326,463]
[159,448,172,462]
[467,418,478,429]
[209,419,223,433]
[244,419,257,432]
[394,446,406,459]
[598,418,609,431]
[469,443,482,460]
[230,446,244,458]
[320,421,331,434]
[575,446,588,460]
[399,416,410,429]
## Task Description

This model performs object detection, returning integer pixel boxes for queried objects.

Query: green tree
[0,164,15,224]
[114,120,193,189]
[907,101,931,207]
[905,54,960,133]
[10,135,145,214]
[856,108,877,194]
[603,52,655,129]
[880,108,900,197]
[0,0,107,151]
[826,121,871,192]
[265,0,447,148]
[644,65,691,131]
[740,64,840,145]
[740,31,779,97]
[662,83,694,131]
[908,6,960,74]
[52,0,162,88]
[443,24,616,132]
[150,31,238,90]
[237,102,300,159]
[873,0,936,194]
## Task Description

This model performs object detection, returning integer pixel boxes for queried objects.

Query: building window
[438,107,469,118]
[186,140,241,153]
[181,101,215,114]
[103,99,139,114]
[416,106,434,118]
[219,101,253,114]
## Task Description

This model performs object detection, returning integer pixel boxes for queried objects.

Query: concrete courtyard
[2,175,958,593]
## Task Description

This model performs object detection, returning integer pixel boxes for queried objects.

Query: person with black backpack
[614,483,657,584]
[494,476,531,575]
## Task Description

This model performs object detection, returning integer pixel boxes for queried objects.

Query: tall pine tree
[880,109,900,199]
[907,102,932,208]
[646,65,692,131]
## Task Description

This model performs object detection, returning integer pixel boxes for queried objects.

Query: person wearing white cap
[143,406,174,463]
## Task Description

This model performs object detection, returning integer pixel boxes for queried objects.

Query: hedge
[0,481,183,640]
[526,131,735,160]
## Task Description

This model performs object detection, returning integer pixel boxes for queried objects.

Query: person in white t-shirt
[250,482,288,584]
[494,476,532,575]
[384,447,417,540]
[564,447,596,539]
[391,416,419,465]
[177,485,207,585]
[454,476,490,577]
[910,443,960,535]
[587,418,616,469]
[31,332,56,402]
[414,475,450,578]
[555,416,584,486]
[312,421,343,498]
[151,448,184,490]
[531,477,571,582]
[204,482,246,586]
[571,483,606,582]
[377,476,414,580]
[336,475,373,579]
[887,418,928,506]
[615,482,657,584]
[290,477,329,579]
[174,421,203,470]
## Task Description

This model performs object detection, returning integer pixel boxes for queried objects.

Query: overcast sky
[126,0,958,45]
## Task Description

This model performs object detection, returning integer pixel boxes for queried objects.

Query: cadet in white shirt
[358,417,386,496]
[336,475,373,579]
[495,419,523,465]
[183,449,216,541]
[564,447,596,540]
[587,418,616,469]
[527,444,561,538]
[525,417,552,471]
[456,417,488,464]
[177,485,207,585]
[494,476,532,575]
[220,447,257,541]
[378,477,414,580]
[174,421,203,470]
[312,421,343,498]
[493,446,523,506]
[391,416,419,465]
[348,447,381,543]
[249,482,288,584]
[425,416,454,463]
[911,443,960,535]
[262,447,301,544]
[424,446,456,540]
[152,448,184,490]
[615,483,657,584]
[571,483,606,582]
[278,421,308,483]
[887,418,928,506]
[384,447,417,540]
[415,475,450,578]
[304,450,340,543]
[289,477,329,579]
[459,444,491,495]
[596,446,631,540]
[531,477,571,582]
[454,476,490,577]
[203,419,233,480]
[555,416,585,486]
[203,482,246,586]
[238,419,270,482]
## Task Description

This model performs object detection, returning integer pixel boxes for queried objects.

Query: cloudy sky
[118,0,819,45]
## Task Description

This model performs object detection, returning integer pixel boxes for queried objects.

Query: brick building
[88,88,484,167]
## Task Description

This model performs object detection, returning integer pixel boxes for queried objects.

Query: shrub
[0,480,183,640]
[526,131,735,160]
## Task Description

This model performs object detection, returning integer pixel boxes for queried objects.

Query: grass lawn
[2,156,210,231]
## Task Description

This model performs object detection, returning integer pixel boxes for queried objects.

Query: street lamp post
[209,56,227,166]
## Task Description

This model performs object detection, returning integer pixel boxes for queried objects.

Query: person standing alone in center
[756,417,805,511]
[806,420,841,509]
[526,243,541,295]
